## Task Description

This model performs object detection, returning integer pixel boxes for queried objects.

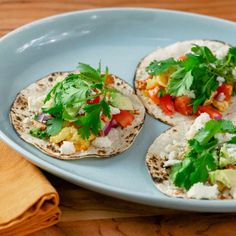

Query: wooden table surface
[2,0,236,235]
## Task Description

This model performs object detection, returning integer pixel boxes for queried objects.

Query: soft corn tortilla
[134,39,236,126]
[145,121,236,200]
[10,71,145,160]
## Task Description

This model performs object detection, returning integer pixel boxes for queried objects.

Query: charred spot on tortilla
[10,68,145,160]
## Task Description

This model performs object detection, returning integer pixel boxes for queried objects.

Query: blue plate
[1,8,236,212]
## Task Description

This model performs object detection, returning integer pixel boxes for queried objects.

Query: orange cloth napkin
[0,141,61,235]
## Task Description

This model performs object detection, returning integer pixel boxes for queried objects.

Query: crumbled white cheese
[23,117,32,126]
[230,187,236,199]
[216,76,225,86]
[216,92,225,102]
[92,136,112,148]
[164,159,181,167]
[184,90,196,99]
[215,133,233,144]
[224,144,236,156]
[78,108,85,115]
[59,141,76,155]
[109,106,120,115]
[168,151,177,160]
[215,47,228,59]
[187,183,219,199]
[108,128,120,141]
[163,140,186,166]
[28,95,45,112]
[233,69,236,78]
[186,113,211,140]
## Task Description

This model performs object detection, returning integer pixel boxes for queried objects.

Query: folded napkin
[0,141,60,235]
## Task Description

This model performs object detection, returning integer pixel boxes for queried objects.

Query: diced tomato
[148,87,160,105]
[215,83,233,101]
[159,94,175,116]
[105,75,114,85]
[197,105,222,120]
[101,114,110,122]
[87,96,100,104]
[113,110,135,127]
[174,96,193,116]
[178,55,188,61]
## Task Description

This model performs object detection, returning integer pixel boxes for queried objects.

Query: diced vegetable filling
[168,115,236,198]
[136,45,236,118]
[29,63,135,153]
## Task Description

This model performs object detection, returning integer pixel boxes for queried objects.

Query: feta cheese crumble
[59,141,76,155]
[186,113,211,140]
[216,92,225,102]
[187,183,219,199]
[216,76,225,86]
[92,136,112,148]
[28,95,45,112]
[109,106,120,115]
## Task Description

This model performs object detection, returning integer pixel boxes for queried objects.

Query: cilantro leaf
[76,99,111,139]
[191,44,217,63]
[29,128,47,139]
[146,58,178,75]
[145,44,236,112]
[220,120,236,133]
[157,88,166,97]
[42,104,63,118]
[194,120,236,146]
[228,136,236,144]
[189,153,216,185]
[100,99,111,118]
[46,118,63,136]
[170,159,194,190]
[170,119,236,190]
[170,146,218,190]
[44,81,62,103]
[167,69,193,96]
[77,63,103,83]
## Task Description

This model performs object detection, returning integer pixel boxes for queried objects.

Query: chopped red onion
[103,119,118,136]
[215,115,222,120]
[37,113,51,123]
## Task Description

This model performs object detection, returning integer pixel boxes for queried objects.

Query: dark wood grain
[2,0,236,235]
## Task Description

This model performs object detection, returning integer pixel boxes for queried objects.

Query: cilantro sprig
[76,99,111,139]
[33,63,117,139]
[170,119,236,190]
[146,44,236,112]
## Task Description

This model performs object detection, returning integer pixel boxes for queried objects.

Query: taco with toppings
[134,40,236,125]
[146,113,236,200]
[10,63,145,159]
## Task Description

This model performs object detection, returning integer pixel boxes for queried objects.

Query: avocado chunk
[209,169,236,188]
[219,143,236,168]
[110,92,133,110]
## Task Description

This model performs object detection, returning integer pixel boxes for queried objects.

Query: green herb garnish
[29,128,47,139]
[146,44,236,112]
[170,119,236,189]
[33,63,118,140]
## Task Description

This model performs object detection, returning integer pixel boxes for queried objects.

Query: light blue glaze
[1,8,236,212]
